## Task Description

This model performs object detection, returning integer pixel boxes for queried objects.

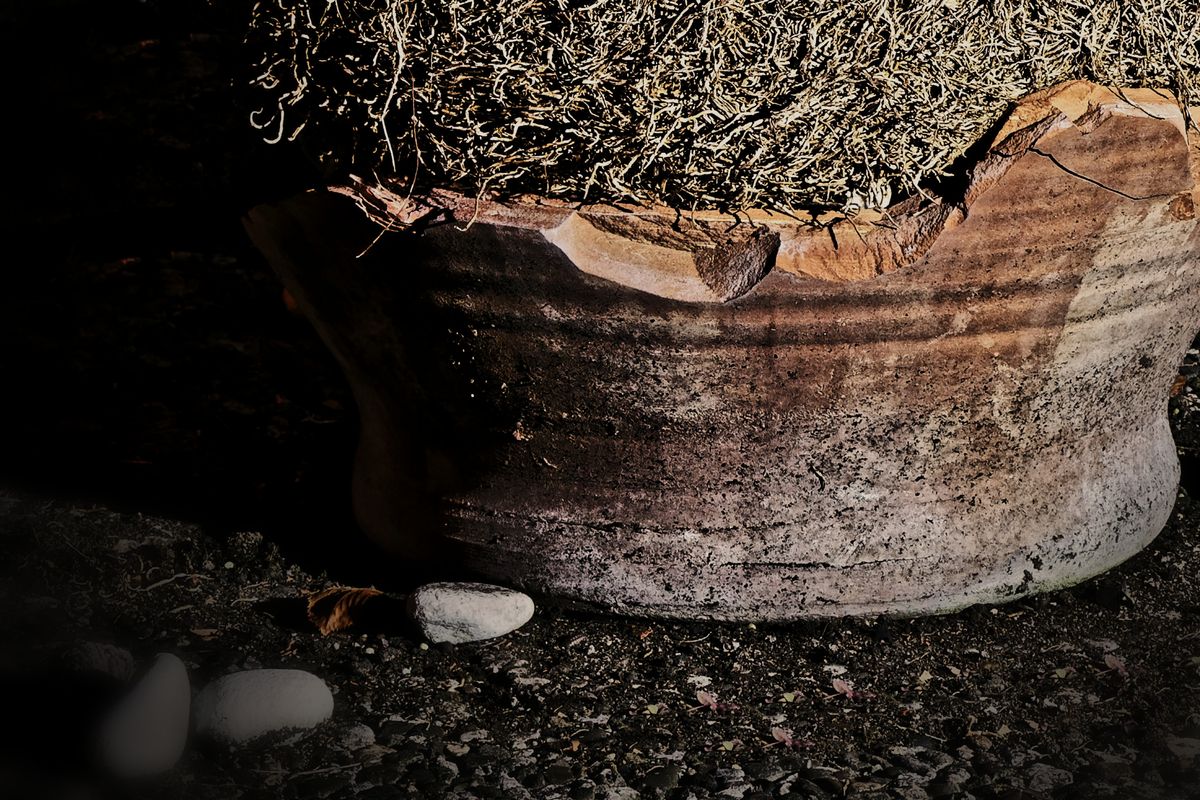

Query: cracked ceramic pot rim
[330,81,1198,300]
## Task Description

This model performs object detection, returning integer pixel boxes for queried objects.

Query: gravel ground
[1,479,1199,800]
[1,2,1198,799]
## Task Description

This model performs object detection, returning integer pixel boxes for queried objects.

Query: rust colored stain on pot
[247,83,1200,620]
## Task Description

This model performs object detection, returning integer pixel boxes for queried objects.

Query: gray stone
[336,722,376,751]
[98,653,190,777]
[1025,763,1073,794]
[603,789,642,800]
[643,765,681,791]
[892,782,930,800]
[193,669,333,745]
[407,582,534,644]
[1165,736,1200,764]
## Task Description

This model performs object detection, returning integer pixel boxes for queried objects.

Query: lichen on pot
[246,78,1200,619]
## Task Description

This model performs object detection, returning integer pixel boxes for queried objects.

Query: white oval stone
[193,669,333,745]
[407,582,534,644]
[98,653,190,777]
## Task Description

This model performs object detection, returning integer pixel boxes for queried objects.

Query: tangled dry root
[248,0,1199,214]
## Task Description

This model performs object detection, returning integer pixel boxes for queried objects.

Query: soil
[1,2,1198,799]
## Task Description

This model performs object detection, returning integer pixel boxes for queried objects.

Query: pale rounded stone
[98,653,190,777]
[193,669,333,745]
[408,582,534,644]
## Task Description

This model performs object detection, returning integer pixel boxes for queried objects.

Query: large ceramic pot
[246,82,1200,620]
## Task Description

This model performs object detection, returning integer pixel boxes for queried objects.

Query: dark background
[0,0,389,579]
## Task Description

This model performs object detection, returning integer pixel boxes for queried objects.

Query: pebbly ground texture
[1,1,1199,798]
[0,457,1199,799]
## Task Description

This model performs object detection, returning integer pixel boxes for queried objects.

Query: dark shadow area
[921,111,1013,206]
[0,667,120,788]
[255,594,419,640]
[0,0,415,585]
[252,597,317,634]
[1181,453,1199,499]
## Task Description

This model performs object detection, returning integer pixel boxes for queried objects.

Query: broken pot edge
[330,81,1198,296]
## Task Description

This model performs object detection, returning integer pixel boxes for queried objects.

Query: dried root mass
[248,0,1199,213]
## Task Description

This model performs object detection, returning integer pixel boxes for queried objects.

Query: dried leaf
[832,677,875,701]
[693,689,738,712]
[190,627,220,640]
[771,726,792,744]
[306,585,385,636]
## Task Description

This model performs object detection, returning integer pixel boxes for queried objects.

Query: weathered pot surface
[246,82,1200,620]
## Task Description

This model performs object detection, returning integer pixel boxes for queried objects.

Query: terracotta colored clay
[246,83,1200,619]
